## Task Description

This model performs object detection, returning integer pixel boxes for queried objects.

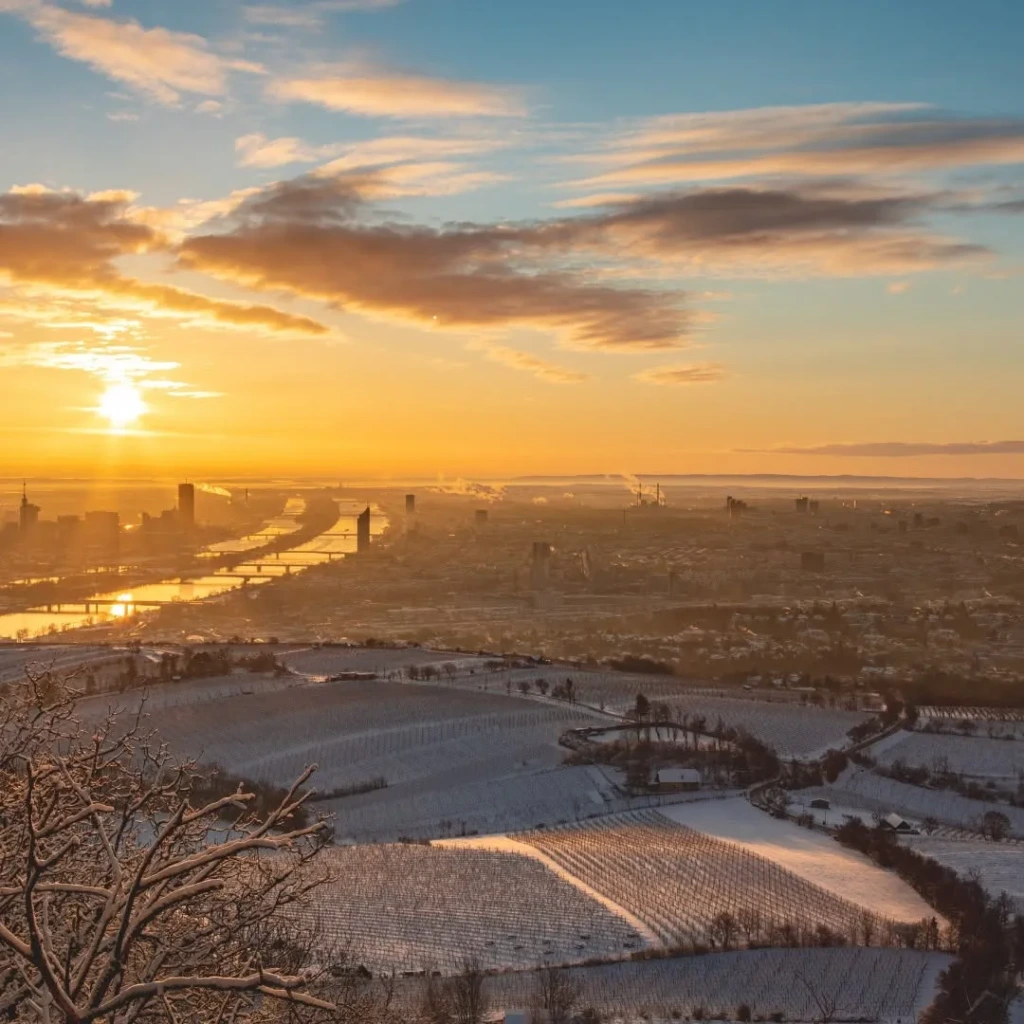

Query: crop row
[875,731,1024,779]
[289,843,642,973]
[512,810,892,948]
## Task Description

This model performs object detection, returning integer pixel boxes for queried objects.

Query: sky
[1,0,1023,480]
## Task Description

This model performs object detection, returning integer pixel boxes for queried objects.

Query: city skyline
[1,0,1023,479]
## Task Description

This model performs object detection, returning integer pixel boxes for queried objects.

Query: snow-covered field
[874,730,1024,779]
[294,843,644,973]
[815,768,1024,837]
[391,948,950,1023]
[0,643,114,683]
[328,767,719,843]
[512,810,894,948]
[653,695,870,758]
[661,799,936,923]
[901,837,1024,911]
[74,671,742,841]
[93,677,599,791]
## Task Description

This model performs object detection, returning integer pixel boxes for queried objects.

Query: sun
[97,382,147,432]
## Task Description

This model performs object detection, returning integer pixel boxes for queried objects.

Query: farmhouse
[880,813,917,834]
[656,768,701,791]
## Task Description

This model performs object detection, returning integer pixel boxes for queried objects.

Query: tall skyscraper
[178,483,195,530]
[357,506,371,552]
[475,509,488,526]
[405,494,416,515]
[19,482,40,535]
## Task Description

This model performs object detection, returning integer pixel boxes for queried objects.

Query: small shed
[810,798,831,810]
[657,768,701,791]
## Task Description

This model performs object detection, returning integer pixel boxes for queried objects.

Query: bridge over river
[0,499,384,640]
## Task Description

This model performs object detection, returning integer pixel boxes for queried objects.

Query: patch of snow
[660,798,937,923]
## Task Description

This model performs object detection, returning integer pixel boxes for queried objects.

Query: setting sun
[97,383,146,432]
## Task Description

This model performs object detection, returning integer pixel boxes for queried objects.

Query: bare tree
[709,911,738,951]
[447,960,487,1024]
[737,906,763,947]
[533,965,581,1024]
[419,971,454,1024]
[796,971,841,1024]
[0,670,373,1023]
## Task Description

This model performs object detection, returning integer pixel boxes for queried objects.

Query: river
[0,499,385,640]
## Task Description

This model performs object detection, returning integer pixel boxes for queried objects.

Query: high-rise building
[795,496,810,514]
[19,482,40,536]
[178,483,195,530]
[357,506,371,552]
[405,494,416,515]
[475,509,489,526]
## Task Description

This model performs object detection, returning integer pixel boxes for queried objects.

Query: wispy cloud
[244,0,401,27]
[0,0,261,105]
[0,339,215,399]
[564,102,1024,190]
[235,132,337,168]
[267,65,527,119]
[471,342,590,383]
[633,362,726,385]
[235,132,512,197]
[748,441,1024,457]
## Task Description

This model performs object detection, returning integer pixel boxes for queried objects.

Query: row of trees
[418,962,594,1024]
[834,818,1024,1024]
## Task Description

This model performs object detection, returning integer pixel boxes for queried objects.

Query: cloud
[267,66,527,119]
[178,174,691,351]
[243,4,324,28]
[0,339,213,401]
[244,0,401,25]
[174,168,995,353]
[471,342,589,383]
[750,441,1024,457]
[633,362,726,385]
[567,102,1024,189]
[235,132,336,169]
[0,186,329,336]
[1,0,257,105]
[235,131,511,195]
[195,99,225,116]
[505,185,987,276]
